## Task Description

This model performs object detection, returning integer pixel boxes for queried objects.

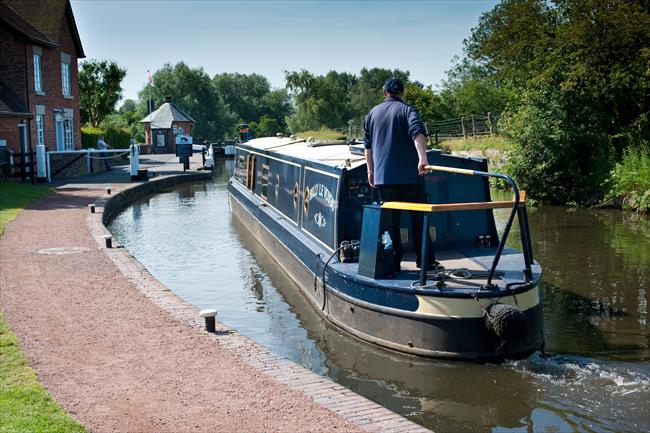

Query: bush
[607,144,650,212]
[81,126,132,149]
[500,89,614,205]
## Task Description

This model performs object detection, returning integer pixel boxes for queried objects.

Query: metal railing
[382,164,534,289]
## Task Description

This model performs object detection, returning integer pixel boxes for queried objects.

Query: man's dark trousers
[377,183,435,270]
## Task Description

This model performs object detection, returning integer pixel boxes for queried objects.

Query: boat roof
[241,136,367,169]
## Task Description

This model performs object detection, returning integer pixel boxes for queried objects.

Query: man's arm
[364,149,375,188]
[414,133,428,175]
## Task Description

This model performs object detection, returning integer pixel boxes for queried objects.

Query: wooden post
[424,123,434,147]
[488,112,493,137]
[471,115,476,139]
[461,117,466,139]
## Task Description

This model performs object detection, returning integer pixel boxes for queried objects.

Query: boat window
[261,164,269,199]
[275,174,280,198]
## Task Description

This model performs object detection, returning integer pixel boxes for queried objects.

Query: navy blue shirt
[363,96,426,185]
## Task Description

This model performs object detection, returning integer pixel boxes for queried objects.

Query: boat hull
[229,186,544,360]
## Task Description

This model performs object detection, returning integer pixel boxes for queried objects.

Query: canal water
[108,160,649,433]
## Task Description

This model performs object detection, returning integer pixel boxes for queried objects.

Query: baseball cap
[383,77,404,94]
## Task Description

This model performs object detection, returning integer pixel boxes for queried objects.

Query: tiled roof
[0,79,31,117]
[0,1,57,48]
[140,102,196,129]
[2,0,85,57]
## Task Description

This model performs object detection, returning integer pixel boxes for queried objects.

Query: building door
[55,113,64,151]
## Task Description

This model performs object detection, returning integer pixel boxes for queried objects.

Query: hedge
[81,126,132,149]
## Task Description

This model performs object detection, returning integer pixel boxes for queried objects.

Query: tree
[402,83,449,123]
[212,73,292,130]
[285,70,357,132]
[79,59,127,126]
[349,67,410,123]
[250,115,282,138]
[138,62,236,140]
[465,0,650,204]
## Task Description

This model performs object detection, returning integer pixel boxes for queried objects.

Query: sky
[71,0,499,104]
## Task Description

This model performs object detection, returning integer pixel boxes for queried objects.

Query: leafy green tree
[465,0,650,204]
[79,59,127,126]
[438,57,515,117]
[212,73,292,130]
[285,70,357,132]
[402,83,449,123]
[249,115,282,138]
[349,67,411,122]
[138,62,236,140]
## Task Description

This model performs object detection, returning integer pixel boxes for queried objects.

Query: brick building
[140,96,195,154]
[0,0,84,158]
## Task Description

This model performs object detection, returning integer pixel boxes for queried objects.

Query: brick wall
[0,23,29,153]
[26,12,82,152]
[0,118,22,152]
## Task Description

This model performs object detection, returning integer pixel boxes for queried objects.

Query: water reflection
[108,162,650,433]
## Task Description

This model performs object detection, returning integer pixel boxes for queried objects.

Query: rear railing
[382,164,534,289]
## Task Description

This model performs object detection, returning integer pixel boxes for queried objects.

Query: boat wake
[504,352,650,432]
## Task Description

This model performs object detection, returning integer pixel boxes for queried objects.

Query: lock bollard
[199,309,218,332]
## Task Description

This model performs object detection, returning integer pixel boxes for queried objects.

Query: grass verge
[0,182,51,235]
[294,129,347,141]
[0,313,86,433]
[0,181,87,432]
[440,136,516,153]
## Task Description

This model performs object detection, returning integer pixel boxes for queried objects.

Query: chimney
[164,95,172,103]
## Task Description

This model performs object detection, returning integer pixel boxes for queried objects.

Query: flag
[147,70,154,86]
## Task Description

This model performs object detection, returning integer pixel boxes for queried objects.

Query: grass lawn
[0,181,51,235]
[0,181,87,433]
[295,129,347,141]
[440,136,516,153]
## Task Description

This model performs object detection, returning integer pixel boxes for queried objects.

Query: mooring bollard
[103,234,112,248]
[199,309,218,333]
[89,204,96,213]
[106,187,111,195]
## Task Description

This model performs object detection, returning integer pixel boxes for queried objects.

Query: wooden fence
[346,113,500,144]
[426,114,500,143]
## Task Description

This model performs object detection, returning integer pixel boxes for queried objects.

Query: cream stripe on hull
[415,287,541,318]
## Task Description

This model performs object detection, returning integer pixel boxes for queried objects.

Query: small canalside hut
[140,96,195,154]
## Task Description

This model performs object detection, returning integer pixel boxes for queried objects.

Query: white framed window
[36,114,44,146]
[63,117,74,150]
[61,62,71,96]
[33,47,42,92]
[61,53,72,97]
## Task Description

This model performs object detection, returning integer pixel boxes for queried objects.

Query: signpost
[175,135,193,171]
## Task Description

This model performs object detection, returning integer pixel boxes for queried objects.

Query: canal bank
[0,157,429,432]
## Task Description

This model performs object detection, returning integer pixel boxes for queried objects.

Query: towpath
[1,157,428,433]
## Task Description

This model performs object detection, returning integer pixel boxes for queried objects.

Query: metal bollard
[103,235,112,248]
[89,204,96,213]
[106,187,111,195]
[199,309,217,333]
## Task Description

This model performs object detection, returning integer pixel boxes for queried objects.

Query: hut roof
[140,101,195,129]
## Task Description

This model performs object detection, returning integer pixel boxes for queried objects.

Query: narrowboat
[227,136,543,360]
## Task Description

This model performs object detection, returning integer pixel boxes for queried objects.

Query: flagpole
[147,70,152,151]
